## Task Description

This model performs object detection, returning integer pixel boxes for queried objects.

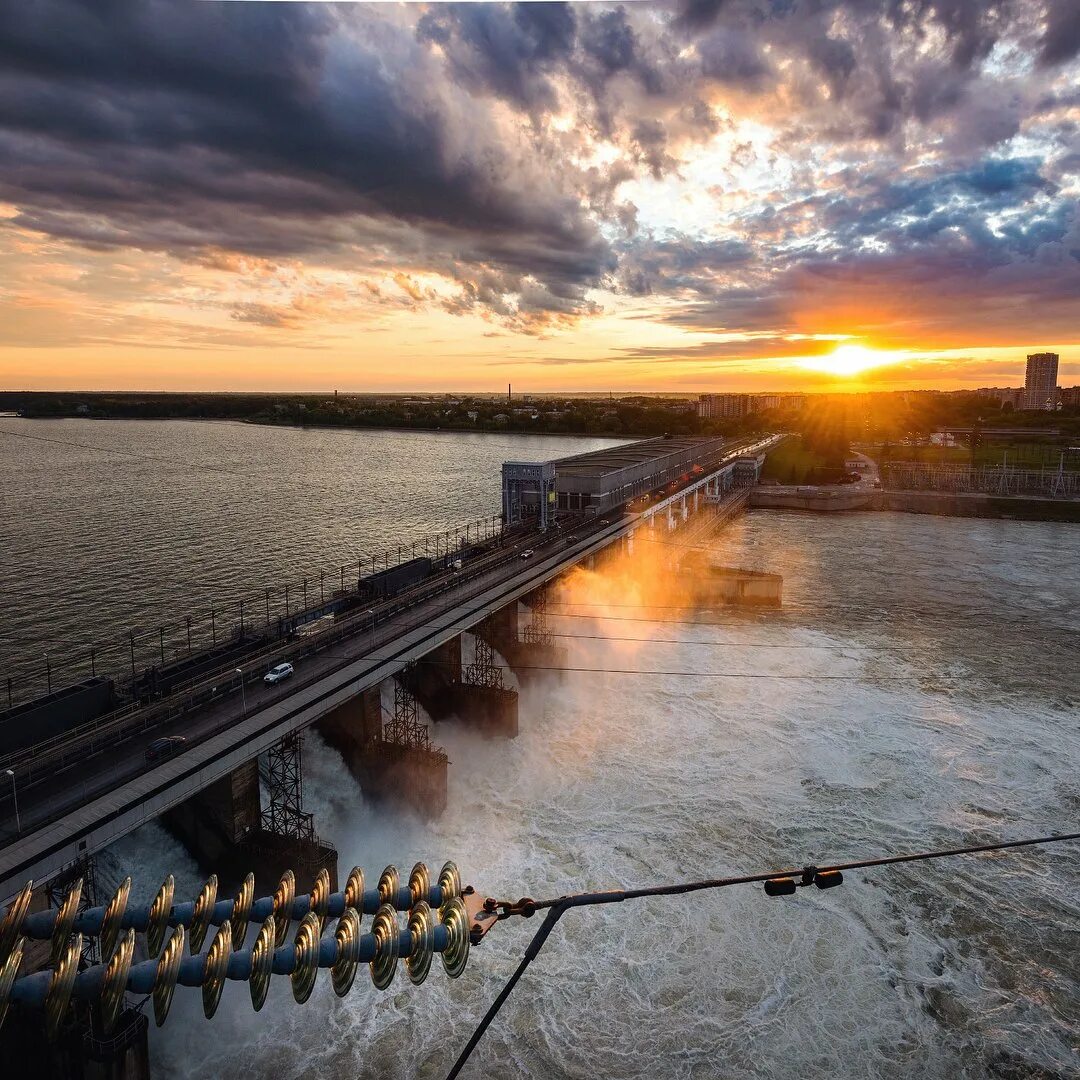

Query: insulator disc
[0,936,24,1034]
[272,870,296,948]
[308,869,331,933]
[369,904,399,990]
[377,866,400,908]
[189,874,218,955]
[291,912,321,1004]
[438,862,462,905]
[0,881,31,969]
[331,908,361,998]
[100,928,135,1035]
[153,925,185,1027]
[249,915,276,1013]
[343,866,365,914]
[439,897,469,980]
[50,877,83,967]
[201,920,232,1019]
[101,877,132,961]
[231,873,254,950]
[406,901,434,986]
[45,933,82,1041]
[409,863,430,908]
[146,875,174,959]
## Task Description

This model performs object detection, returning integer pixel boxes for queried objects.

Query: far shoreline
[4,412,640,442]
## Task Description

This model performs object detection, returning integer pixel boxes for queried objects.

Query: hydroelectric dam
[0,433,777,1077]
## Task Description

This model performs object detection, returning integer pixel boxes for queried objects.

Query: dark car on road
[145,736,186,763]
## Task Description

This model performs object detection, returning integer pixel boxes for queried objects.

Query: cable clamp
[763,866,844,897]
[484,897,537,921]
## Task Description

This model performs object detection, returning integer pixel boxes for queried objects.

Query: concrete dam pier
[690,565,783,608]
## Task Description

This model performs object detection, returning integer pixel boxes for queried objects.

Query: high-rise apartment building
[1023,353,1059,410]
[697,393,805,418]
[697,393,749,418]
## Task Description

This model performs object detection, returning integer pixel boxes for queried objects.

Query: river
[3,419,1078,1077]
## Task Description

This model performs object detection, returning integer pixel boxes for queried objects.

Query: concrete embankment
[875,489,1080,522]
[750,486,1080,521]
[750,488,875,512]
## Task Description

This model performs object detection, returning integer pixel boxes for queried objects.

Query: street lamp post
[6,769,20,834]
[366,609,375,650]
[235,668,247,715]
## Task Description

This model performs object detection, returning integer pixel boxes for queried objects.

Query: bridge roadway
[0,435,776,901]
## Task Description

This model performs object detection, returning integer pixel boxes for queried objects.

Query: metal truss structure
[385,676,437,752]
[521,588,553,649]
[883,461,1079,498]
[48,855,99,966]
[463,635,505,691]
[260,734,315,843]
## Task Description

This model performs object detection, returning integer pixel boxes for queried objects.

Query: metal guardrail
[0,535,540,786]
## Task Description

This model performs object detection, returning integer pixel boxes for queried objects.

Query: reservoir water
[2,419,1078,1078]
[0,418,621,689]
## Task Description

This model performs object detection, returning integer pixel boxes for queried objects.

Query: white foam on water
[112,513,1077,1078]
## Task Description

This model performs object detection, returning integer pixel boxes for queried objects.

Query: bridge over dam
[0,434,778,914]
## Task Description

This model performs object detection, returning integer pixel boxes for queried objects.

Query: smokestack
[508,383,512,404]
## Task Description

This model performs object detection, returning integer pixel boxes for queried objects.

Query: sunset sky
[1,1,1078,393]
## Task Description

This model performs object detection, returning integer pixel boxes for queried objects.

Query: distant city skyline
[1,2,1078,393]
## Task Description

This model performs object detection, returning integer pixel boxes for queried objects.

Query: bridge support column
[480,593,567,686]
[320,681,448,819]
[400,627,519,737]
[454,636,518,737]
[164,744,337,895]
[399,635,461,709]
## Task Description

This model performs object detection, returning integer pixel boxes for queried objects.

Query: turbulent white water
[95,509,1079,1080]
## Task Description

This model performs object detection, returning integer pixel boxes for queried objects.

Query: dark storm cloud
[0,0,610,321]
[1040,0,1080,64]
[416,2,577,111]
[0,0,1077,346]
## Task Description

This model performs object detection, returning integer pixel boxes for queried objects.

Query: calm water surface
[0,418,622,690]
[2,419,1077,1078]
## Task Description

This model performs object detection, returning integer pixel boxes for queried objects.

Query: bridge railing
[0,516,604,814]
[1,515,507,712]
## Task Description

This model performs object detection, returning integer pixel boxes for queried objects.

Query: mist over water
[92,508,1080,1080]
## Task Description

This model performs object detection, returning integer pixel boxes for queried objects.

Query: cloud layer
[1,0,1078,370]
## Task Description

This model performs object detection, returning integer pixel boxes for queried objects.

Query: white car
[264,662,294,685]
[519,549,534,560]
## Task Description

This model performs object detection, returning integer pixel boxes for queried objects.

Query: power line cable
[445,829,1080,1079]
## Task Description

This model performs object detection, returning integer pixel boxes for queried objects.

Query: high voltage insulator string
[0,861,470,1038]
[443,830,1080,1079]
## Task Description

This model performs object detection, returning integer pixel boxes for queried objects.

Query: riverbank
[751,485,1080,521]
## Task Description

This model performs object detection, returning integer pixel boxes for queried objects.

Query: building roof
[551,435,726,477]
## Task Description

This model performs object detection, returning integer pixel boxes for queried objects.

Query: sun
[800,343,895,377]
